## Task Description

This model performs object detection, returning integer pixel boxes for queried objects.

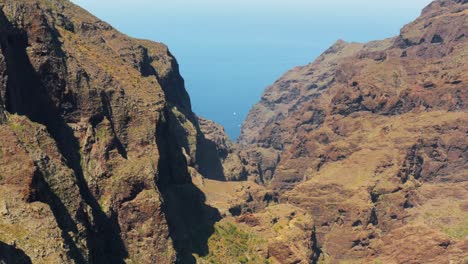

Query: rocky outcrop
[197,117,247,181]
[0,0,219,262]
[237,0,467,263]
[240,0,467,190]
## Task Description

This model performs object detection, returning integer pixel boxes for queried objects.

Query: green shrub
[195,221,268,264]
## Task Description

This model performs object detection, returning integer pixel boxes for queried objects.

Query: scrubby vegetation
[195,221,269,264]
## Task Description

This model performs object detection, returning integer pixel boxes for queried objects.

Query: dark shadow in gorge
[153,49,227,182]
[195,132,227,181]
[28,170,87,263]
[310,225,323,264]
[0,241,32,264]
[0,11,127,263]
[160,184,221,263]
[156,107,221,263]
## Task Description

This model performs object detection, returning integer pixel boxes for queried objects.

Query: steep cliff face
[240,0,467,189]
[0,0,466,263]
[0,0,228,263]
[237,0,467,263]
[197,117,247,181]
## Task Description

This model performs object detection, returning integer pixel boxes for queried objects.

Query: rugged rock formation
[0,0,466,263]
[197,117,247,181]
[237,0,467,263]
[0,0,223,263]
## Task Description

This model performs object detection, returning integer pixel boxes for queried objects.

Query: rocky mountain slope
[0,0,242,263]
[0,0,466,263]
[235,0,467,263]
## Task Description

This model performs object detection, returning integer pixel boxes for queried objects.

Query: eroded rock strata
[0,0,233,263]
[236,0,467,263]
[0,0,467,263]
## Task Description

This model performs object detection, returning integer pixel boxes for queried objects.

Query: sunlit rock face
[0,0,466,263]
[237,0,468,262]
[0,0,223,262]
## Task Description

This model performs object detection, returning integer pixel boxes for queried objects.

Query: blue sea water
[72,0,432,139]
